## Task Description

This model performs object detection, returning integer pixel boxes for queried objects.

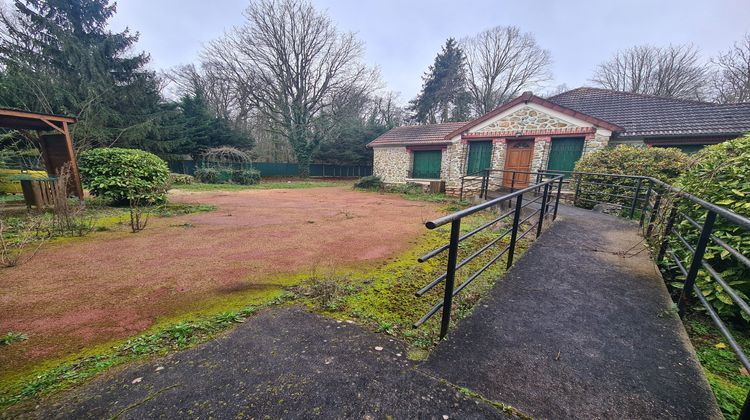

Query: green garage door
[547,137,584,173]
[467,141,493,174]
[412,150,442,179]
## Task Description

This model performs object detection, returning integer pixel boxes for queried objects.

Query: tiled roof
[367,122,467,147]
[548,87,750,138]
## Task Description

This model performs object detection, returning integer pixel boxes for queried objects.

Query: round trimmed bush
[231,169,260,185]
[78,147,169,204]
[675,134,750,320]
[194,167,220,184]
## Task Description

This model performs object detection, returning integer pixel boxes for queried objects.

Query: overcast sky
[110,0,750,102]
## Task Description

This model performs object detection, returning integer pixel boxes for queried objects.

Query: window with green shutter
[466,141,493,174]
[411,150,442,179]
[547,137,584,173]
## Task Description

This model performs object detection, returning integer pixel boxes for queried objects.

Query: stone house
[367,88,750,196]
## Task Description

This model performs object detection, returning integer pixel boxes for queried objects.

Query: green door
[547,137,584,173]
[412,150,442,179]
[467,141,493,174]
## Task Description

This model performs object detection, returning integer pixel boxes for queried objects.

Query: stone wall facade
[373,147,410,184]
[479,106,576,132]
[373,104,613,196]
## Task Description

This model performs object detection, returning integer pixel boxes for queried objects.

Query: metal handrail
[419,168,750,418]
[414,174,564,338]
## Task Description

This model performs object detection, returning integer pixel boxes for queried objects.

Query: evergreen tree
[409,38,472,124]
[176,89,250,158]
[0,0,164,149]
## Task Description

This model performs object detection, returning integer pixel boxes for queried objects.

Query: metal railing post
[574,172,582,205]
[740,392,750,420]
[639,185,652,226]
[439,219,462,339]
[506,194,524,269]
[646,193,662,237]
[536,183,550,238]
[553,177,563,220]
[629,178,643,219]
[657,204,679,262]
[677,210,717,317]
[482,169,489,199]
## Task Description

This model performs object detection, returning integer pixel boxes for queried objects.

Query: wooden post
[62,122,84,199]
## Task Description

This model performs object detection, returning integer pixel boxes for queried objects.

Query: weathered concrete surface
[20,307,509,419]
[423,206,721,419]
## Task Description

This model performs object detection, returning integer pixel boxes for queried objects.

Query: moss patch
[0,293,295,410]
[686,314,750,418]
[291,208,531,354]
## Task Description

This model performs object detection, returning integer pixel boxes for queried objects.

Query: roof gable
[445,92,622,139]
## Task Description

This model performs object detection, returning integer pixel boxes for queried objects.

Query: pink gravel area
[0,187,440,376]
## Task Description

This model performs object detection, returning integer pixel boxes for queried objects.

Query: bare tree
[591,44,709,100]
[711,33,750,103]
[461,26,552,114]
[202,0,378,176]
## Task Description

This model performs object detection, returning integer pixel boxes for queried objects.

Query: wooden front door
[502,140,534,188]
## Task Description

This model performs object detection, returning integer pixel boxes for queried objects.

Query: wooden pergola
[0,108,83,198]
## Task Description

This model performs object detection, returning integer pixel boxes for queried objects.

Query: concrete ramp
[422,206,721,419]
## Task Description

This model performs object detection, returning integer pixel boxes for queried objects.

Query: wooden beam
[40,118,66,134]
[0,108,76,124]
[62,121,84,199]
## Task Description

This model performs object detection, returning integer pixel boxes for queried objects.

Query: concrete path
[20,307,509,419]
[423,206,721,419]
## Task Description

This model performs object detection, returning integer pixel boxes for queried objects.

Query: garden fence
[167,160,371,178]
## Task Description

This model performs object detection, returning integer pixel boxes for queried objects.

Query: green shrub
[169,173,194,185]
[78,148,169,204]
[573,145,689,211]
[673,134,750,320]
[231,169,261,185]
[353,175,383,190]
[194,167,219,184]
[575,145,688,179]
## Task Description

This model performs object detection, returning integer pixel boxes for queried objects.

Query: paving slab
[19,306,510,419]
[422,206,721,419]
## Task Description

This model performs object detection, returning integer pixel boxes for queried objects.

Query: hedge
[573,145,689,212]
[674,134,750,320]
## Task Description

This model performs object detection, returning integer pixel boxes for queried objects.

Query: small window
[411,150,442,179]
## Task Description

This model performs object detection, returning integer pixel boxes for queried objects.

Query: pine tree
[409,38,472,124]
[0,0,163,149]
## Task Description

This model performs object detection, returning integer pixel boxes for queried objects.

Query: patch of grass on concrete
[686,315,750,418]
[291,208,531,356]
[172,179,347,192]
[0,293,294,411]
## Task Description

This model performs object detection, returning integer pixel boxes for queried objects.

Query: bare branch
[591,44,709,100]
[461,26,552,114]
[711,33,750,103]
